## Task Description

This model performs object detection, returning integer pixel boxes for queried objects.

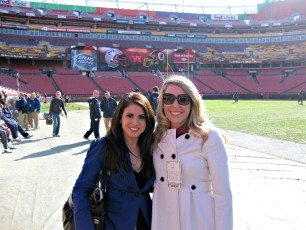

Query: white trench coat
[152,128,233,230]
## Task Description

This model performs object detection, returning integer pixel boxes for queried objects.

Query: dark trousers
[84,119,100,139]
[6,121,29,138]
[0,129,8,149]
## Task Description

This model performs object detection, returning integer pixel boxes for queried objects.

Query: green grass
[40,100,306,144]
[204,100,306,144]
[40,103,88,113]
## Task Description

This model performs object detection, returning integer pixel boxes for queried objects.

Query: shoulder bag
[62,170,111,230]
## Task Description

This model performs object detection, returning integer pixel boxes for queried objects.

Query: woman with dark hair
[73,92,156,230]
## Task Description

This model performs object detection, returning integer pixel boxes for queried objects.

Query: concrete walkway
[0,110,305,230]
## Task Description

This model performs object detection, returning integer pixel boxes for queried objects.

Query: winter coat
[100,97,117,118]
[152,128,233,230]
[88,97,102,120]
[73,138,156,230]
[16,97,28,114]
[27,97,40,113]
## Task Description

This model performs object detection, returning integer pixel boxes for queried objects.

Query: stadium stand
[0,0,305,100]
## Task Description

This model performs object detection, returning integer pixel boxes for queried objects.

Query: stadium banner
[133,20,146,25]
[41,26,66,32]
[70,46,97,71]
[69,47,197,73]
[173,50,196,63]
[94,47,196,73]
[175,34,188,38]
[116,19,129,24]
[117,30,142,35]
[67,28,90,33]
[12,0,28,7]
[0,23,28,29]
[107,29,118,34]
[0,0,9,4]
[26,12,35,17]
[194,34,208,39]
[211,14,238,20]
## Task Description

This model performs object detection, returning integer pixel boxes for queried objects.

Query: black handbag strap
[101,170,110,193]
[91,169,110,203]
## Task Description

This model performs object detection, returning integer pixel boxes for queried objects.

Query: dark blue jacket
[88,97,102,120]
[72,138,155,230]
[16,97,28,114]
[100,97,117,118]
[27,97,40,113]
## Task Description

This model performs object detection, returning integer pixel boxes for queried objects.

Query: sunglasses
[163,93,191,105]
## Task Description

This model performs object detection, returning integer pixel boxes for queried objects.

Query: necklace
[129,151,142,172]
[129,150,140,159]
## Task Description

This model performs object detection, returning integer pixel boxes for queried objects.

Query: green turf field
[41,100,305,144]
[41,102,88,113]
[204,100,306,144]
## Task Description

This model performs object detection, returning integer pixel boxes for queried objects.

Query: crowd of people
[0,90,39,153]
[73,75,233,230]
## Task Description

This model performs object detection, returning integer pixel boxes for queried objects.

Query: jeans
[52,113,61,135]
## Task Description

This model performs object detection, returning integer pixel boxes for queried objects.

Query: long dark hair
[103,92,155,177]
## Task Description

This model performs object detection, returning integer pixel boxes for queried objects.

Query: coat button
[160,154,164,159]
[171,154,176,159]
[185,134,190,139]
[191,185,196,190]
[160,177,164,182]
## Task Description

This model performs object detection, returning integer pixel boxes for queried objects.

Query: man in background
[27,92,41,130]
[16,93,28,130]
[148,86,159,114]
[49,91,67,137]
[100,91,117,132]
[83,90,102,140]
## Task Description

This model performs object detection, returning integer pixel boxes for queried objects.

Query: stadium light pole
[166,50,169,78]
[187,50,190,78]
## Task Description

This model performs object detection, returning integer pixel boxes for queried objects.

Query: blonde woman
[152,75,233,230]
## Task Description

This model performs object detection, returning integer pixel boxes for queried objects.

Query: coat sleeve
[49,100,53,114]
[72,138,106,230]
[93,100,102,118]
[61,101,67,116]
[205,130,233,230]
[35,98,41,112]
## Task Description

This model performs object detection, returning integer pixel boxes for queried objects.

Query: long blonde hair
[154,75,213,147]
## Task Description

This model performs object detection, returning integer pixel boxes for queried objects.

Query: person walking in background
[16,93,29,130]
[49,91,67,137]
[148,86,159,114]
[152,75,233,230]
[27,92,41,130]
[233,92,239,103]
[73,92,156,229]
[83,90,102,140]
[100,91,117,132]
[298,89,304,105]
